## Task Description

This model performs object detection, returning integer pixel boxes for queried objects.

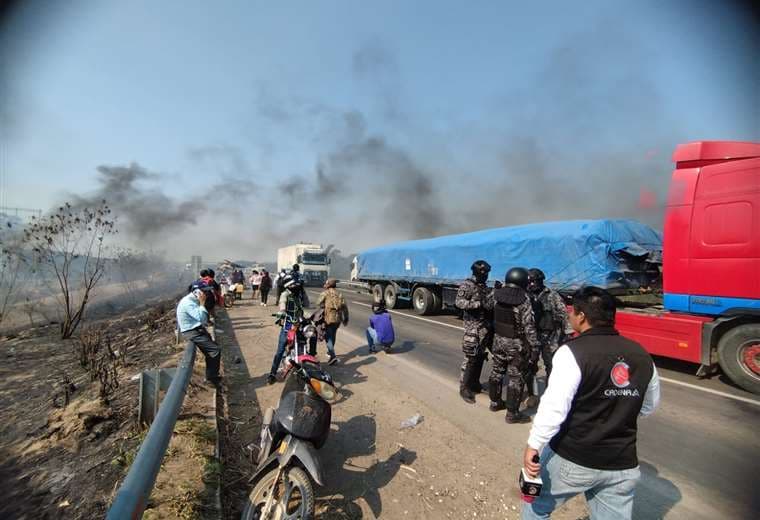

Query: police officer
[527,268,573,381]
[456,260,494,404]
[487,267,539,423]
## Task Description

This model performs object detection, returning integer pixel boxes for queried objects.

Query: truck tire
[431,290,442,314]
[384,284,399,309]
[717,323,760,395]
[412,287,435,315]
[372,284,385,305]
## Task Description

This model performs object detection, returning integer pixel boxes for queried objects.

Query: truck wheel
[717,323,760,395]
[431,290,442,314]
[413,287,435,315]
[372,284,385,304]
[384,284,399,309]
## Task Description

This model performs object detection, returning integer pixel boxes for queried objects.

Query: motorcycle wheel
[224,294,234,308]
[241,466,315,520]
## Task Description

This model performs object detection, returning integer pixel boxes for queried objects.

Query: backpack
[323,289,344,325]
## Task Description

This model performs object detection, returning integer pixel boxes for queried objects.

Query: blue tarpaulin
[356,219,662,290]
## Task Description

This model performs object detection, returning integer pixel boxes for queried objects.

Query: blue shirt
[177,293,209,332]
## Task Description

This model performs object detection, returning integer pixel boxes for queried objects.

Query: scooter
[241,317,337,520]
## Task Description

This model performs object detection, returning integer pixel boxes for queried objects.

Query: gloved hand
[494,281,503,289]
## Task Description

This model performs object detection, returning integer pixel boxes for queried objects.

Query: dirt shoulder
[1,295,217,519]
[219,297,588,519]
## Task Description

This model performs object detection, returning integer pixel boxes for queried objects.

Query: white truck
[277,243,330,287]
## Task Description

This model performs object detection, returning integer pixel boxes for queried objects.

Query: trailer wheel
[384,284,399,309]
[717,323,760,395]
[431,290,442,314]
[412,287,435,315]
[372,284,385,304]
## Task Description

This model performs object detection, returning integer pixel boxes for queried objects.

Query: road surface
[307,287,760,519]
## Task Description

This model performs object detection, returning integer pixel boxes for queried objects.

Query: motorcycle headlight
[309,378,337,402]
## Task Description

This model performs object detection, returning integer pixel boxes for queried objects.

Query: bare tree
[23,201,117,338]
[0,231,27,330]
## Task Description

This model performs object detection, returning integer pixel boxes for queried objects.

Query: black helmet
[505,267,529,289]
[527,268,545,293]
[471,260,491,277]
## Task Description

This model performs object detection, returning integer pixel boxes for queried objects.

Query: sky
[1,0,758,261]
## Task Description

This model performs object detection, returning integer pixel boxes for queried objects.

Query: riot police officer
[487,267,539,423]
[527,268,573,380]
[455,260,494,404]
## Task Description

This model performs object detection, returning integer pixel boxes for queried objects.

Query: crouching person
[176,288,222,386]
[367,301,395,353]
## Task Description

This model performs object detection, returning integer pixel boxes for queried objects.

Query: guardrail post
[106,342,197,519]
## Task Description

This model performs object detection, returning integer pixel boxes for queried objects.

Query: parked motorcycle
[241,316,337,520]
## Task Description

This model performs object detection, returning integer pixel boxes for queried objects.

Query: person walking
[317,278,349,365]
[250,270,262,300]
[521,287,660,520]
[455,260,494,404]
[176,288,221,385]
[259,270,272,306]
[487,267,539,423]
[366,301,395,353]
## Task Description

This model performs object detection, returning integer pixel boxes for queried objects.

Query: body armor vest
[531,292,555,332]
[493,286,526,338]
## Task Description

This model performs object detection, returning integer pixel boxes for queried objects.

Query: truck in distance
[277,243,330,287]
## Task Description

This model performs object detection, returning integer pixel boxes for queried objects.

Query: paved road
[308,288,760,519]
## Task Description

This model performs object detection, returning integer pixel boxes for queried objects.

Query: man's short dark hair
[572,286,616,327]
[200,269,210,278]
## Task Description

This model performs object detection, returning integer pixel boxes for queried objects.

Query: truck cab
[617,141,760,393]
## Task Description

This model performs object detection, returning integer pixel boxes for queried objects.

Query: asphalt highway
[308,287,760,519]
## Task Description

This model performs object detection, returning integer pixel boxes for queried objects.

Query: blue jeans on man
[269,327,289,377]
[324,323,338,359]
[521,445,641,520]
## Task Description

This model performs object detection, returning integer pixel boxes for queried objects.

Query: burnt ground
[0,291,216,519]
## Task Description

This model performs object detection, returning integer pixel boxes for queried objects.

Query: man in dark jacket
[521,287,660,520]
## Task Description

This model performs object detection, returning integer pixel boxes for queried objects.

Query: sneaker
[266,374,276,385]
[327,356,338,365]
[368,347,376,354]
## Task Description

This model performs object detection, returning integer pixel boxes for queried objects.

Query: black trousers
[181,328,221,381]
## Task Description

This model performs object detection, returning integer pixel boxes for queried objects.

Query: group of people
[457,260,660,519]
[457,261,571,423]
[248,269,272,306]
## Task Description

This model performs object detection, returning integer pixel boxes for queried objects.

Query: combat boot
[488,380,506,411]
[469,354,486,393]
[505,385,531,424]
[459,360,477,404]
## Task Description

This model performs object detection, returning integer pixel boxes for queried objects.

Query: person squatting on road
[487,267,539,423]
[521,287,660,520]
[366,301,395,353]
[267,275,309,384]
[525,268,573,406]
[456,260,494,404]
[176,288,222,385]
[318,278,349,365]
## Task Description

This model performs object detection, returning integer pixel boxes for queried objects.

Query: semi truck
[277,243,330,287]
[352,141,760,394]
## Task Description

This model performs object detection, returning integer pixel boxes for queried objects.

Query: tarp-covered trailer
[354,219,662,315]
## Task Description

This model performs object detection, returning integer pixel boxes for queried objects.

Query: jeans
[269,327,289,376]
[366,327,378,350]
[521,445,640,520]
[181,328,221,381]
[324,323,338,357]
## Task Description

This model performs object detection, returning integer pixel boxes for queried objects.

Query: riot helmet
[527,268,546,294]
[505,267,529,289]
[470,260,491,283]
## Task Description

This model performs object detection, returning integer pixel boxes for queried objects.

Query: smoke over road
[63,28,690,261]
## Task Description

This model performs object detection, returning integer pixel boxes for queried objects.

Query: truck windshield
[302,252,327,265]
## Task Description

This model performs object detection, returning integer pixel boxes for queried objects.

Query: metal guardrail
[106,342,197,519]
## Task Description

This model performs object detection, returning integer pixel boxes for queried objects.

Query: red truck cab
[616,141,760,394]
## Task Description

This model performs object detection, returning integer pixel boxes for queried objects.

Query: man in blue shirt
[177,289,222,385]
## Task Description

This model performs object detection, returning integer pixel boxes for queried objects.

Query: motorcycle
[223,281,236,308]
[241,316,337,520]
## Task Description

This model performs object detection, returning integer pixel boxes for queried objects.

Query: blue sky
[1,1,758,259]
